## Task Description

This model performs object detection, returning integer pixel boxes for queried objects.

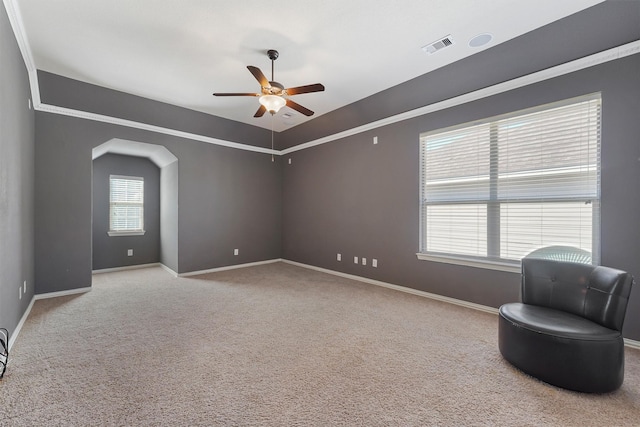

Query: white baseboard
[34,287,92,300]
[10,259,640,352]
[624,338,640,350]
[92,262,161,274]
[282,259,640,349]
[91,259,284,277]
[8,286,92,351]
[92,262,180,277]
[159,263,178,277]
[282,259,499,315]
[178,258,283,277]
[8,297,35,351]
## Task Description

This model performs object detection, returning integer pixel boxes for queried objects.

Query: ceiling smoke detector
[422,35,454,54]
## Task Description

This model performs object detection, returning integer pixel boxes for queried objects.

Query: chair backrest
[521,258,634,331]
[525,245,592,264]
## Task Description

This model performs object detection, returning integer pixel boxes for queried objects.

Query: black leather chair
[499,258,634,393]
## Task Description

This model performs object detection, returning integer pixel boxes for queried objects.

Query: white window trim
[107,230,146,237]
[418,94,601,271]
[109,174,145,237]
[416,253,521,273]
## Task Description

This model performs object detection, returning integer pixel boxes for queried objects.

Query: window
[108,175,145,236]
[418,94,601,271]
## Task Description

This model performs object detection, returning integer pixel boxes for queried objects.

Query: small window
[418,94,601,272]
[108,175,145,236]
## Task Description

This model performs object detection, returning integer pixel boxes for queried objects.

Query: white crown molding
[4,1,640,156]
[3,0,40,105]
[280,40,640,154]
[3,0,275,155]
[28,69,41,105]
[36,103,278,155]
[2,0,35,71]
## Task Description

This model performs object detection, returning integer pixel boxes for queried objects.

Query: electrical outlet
[24,280,27,293]
[127,249,133,256]
[372,259,378,268]
[373,136,378,144]
[354,256,359,264]
[234,249,239,256]
[19,286,22,300]
[337,253,341,261]
[288,158,292,164]
[362,258,367,266]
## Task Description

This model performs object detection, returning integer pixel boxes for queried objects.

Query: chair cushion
[500,303,620,341]
[498,305,625,393]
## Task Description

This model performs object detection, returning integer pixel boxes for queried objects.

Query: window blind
[109,175,144,232]
[420,94,601,265]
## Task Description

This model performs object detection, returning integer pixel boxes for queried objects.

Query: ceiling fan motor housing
[265,81,284,95]
[267,49,279,61]
[213,48,323,117]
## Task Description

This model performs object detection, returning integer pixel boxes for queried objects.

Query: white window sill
[108,230,146,237]
[416,253,521,273]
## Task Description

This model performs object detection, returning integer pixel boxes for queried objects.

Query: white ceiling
[17,0,604,132]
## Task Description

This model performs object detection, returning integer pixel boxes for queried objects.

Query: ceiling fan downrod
[267,49,279,82]
[212,48,323,118]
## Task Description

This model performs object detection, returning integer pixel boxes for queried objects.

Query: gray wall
[279,1,640,341]
[277,1,640,150]
[282,60,640,339]
[37,71,273,149]
[92,153,161,270]
[0,4,35,339]
[23,0,640,343]
[35,112,282,292]
[160,160,179,272]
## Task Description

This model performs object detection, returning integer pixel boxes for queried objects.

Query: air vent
[422,35,454,54]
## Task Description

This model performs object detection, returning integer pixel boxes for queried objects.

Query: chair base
[499,303,625,393]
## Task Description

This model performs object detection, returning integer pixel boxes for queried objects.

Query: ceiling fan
[213,49,325,118]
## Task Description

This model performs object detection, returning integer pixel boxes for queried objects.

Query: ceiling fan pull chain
[271,113,275,162]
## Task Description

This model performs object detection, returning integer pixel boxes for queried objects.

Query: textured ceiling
[17,0,603,132]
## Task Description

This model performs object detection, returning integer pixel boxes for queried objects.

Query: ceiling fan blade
[254,105,267,118]
[285,83,325,96]
[213,92,260,97]
[247,66,270,88]
[286,99,314,116]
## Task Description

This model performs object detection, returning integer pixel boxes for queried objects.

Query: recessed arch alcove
[92,139,178,273]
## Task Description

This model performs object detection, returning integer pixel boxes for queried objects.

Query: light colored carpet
[1,262,639,426]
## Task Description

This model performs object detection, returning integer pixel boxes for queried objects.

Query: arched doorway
[91,139,178,273]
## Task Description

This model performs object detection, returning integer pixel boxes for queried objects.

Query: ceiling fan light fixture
[214,49,323,118]
[259,94,286,114]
